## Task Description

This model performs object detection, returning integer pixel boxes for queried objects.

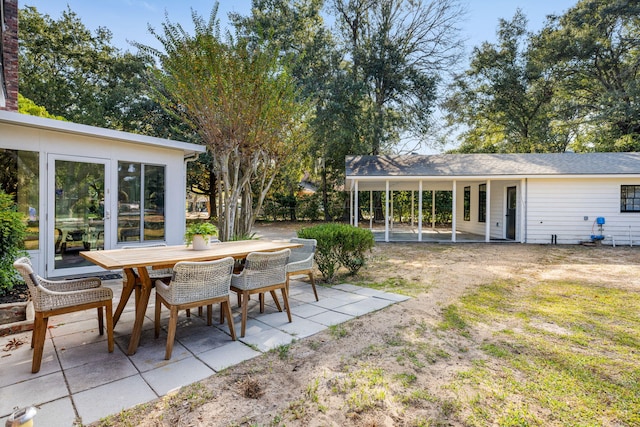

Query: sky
[23,0,580,56]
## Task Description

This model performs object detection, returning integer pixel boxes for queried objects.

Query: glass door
[48,155,110,276]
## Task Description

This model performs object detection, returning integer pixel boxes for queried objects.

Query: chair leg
[97,307,104,335]
[281,287,292,323]
[186,308,191,317]
[222,300,236,341]
[237,292,242,307]
[198,306,203,317]
[105,300,114,353]
[32,314,49,373]
[270,290,282,312]
[259,293,265,313]
[241,291,249,338]
[154,293,162,338]
[309,272,319,301]
[206,304,213,326]
[165,306,179,360]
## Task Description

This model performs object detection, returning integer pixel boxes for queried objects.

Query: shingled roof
[346,153,640,178]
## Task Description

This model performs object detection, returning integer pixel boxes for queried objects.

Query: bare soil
[96,223,640,427]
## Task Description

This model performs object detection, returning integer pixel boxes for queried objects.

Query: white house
[345,153,640,245]
[0,110,205,278]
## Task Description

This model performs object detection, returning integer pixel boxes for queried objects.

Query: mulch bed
[0,282,29,305]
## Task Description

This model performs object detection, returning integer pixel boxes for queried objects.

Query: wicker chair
[286,238,319,301]
[154,257,236,360]
[231,249,291,337]
[13,257,114,373]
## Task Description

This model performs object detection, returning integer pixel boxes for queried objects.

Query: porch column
[385,181,390,242]
[451,181,457,243]
[520,178,526,243]
[369,190,373,230]
[485,180,491,242]
[349,184,354,225]
[418,181,423,242]
[354,180,359,227]
[432,191,436,229]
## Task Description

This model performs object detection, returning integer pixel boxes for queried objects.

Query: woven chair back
[240,249,290,290]
[166,257,235,304]
[288,238,316,263]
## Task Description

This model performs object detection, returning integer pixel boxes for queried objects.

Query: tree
[18,6,183,138]
[536,0,640,151]
[333,0,464,155]
[139,6,309,240]
[443,11,569,153]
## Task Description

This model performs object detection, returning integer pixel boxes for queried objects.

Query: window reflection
[0,149,39,249]
[118,162,165,242]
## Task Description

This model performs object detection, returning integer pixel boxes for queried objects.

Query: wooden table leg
[113,268,138,326]
[127,267,152,355]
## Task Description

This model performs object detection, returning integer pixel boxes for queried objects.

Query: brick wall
[1,0,19,111]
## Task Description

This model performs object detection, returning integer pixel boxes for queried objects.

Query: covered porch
[345,155,527,243]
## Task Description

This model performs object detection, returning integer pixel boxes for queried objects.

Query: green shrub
[298,223,374,282]
[0,189,27,295]
[336,226,375,275]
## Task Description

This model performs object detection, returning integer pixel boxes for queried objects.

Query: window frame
[478,184,486,223]
[463,186,471,221]
[621,185,640,213]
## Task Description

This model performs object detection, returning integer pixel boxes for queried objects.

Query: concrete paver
[0,277,407,426]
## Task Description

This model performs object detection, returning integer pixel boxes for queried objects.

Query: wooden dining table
[81,240,302,355]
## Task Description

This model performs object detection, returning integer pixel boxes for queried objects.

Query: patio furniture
[81,240,302,354]
[286,237,319,301]
[231,249,291,337]
[12,257,114,373]
[114,244,173,325]
[154,257,236,360]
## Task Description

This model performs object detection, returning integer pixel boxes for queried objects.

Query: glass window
[0,149,39,249]
[478,184,486,223]
[621,185,640,212]
[464,186,471,221]
[118,162,165,242]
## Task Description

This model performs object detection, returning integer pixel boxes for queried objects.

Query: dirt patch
[84,229,640,426]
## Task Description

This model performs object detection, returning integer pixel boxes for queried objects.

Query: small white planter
[192,234,211,250]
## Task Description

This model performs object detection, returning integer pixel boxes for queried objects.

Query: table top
[80,240,302,270]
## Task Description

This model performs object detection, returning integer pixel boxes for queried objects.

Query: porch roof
[0,110,206,157]
[345,153,640,191]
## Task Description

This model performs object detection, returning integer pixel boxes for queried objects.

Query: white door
[47,155,111,277]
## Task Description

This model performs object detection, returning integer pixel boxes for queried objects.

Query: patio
[0,275,408,426]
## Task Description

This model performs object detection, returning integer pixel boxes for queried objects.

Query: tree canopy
[444,0,640,153]
[137,7,309,240]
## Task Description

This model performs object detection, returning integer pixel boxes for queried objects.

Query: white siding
[526,178,640,245]
[455,180,522,240]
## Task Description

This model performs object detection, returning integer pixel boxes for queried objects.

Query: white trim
[385,181,389,242]
[418,181,423,242]
[485,180,491,242]
[0,110,205,155]
[354,180,359,227]
[452,180,457,242]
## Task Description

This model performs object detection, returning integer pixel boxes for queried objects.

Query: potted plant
[185,222,218,250]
